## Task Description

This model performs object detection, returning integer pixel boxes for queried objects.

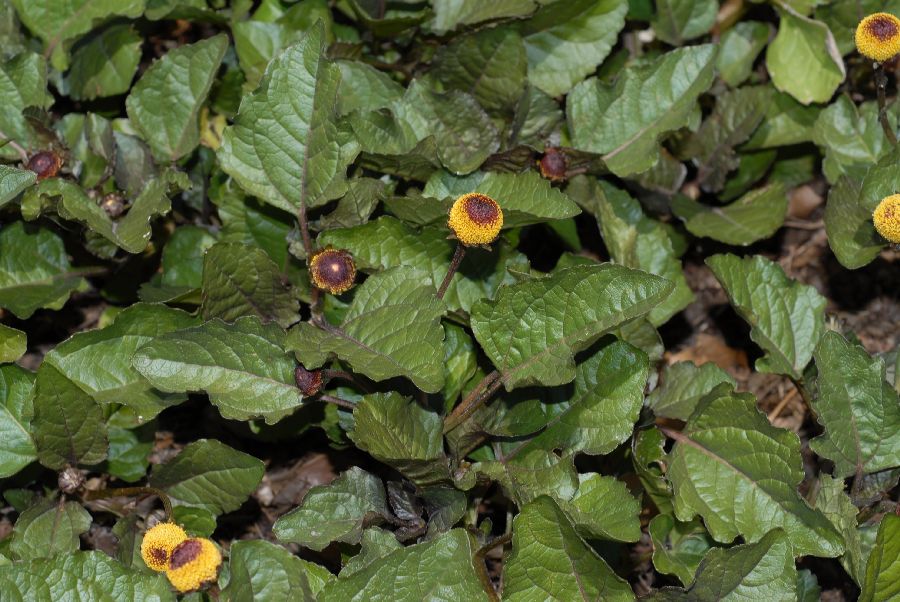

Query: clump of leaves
[1,0,899,600]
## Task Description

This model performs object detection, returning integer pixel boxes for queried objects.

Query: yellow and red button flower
[140,522,188,572]
[447,193,503,246]
[856,13,900,62]
[874,194,900,243]
[309,248,357,295]
[165,537,223,593]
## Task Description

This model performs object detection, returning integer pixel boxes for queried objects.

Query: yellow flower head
[309,248,356,295]
[856,13,900,62]
[874,194,900,243]
[447,193,503,246]
[165,537,222,593]
[140,522,188,572]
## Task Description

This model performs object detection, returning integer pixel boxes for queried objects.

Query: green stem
[443,371,502,434]
[875,62,898,147]
[84,486,173,521]
[436,244,466,300]
[473,533,512,602]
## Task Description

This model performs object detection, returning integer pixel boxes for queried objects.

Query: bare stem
[0,130,29,163]
[473,533,512,602]
[298,200,314,261]
[84,486,173,521]
[443,371,502,434]
[437,244,466,300]
[875,62,898,147]
[319,394,357,410]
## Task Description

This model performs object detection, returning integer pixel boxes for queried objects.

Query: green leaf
[519,0,627,97]
[22,172,189,254]
[647,361,736,421]
[395,80,499,175]
[44,303,198,422]
[339,527,403,576]
[106,426,152,483]
[274,466,390,550]
[568,44,716,176]
[67,24,142,100]
[0,365,35,478]
[139,225,218,302]
[287,268,446,393]
[562,473,642,542]
[650,530,797,601]
[0,322,25,363]
[743,91,820,150]
[428,0,536,34]
[651,0,717,45]
[706,254,825,379]
[824,175,884,269]
[422,169,581,228]
[318,216,527,312]
[219,25,352,213]
[201,242,298,328]
[765,8,844,105]
[10,0,144,70]
[432,27,526,114]
[335,60,404,116]
[649,516,716,586]
[222,539,333,601]
[349,393,449,485]
[0,164,35,207]
[504,496,634,601]
[861,514,900,602]
[32,364,107,470]
[126,34,227,162]
[0,221,87,319]
[149,438,264,515]
[810,331,900,478]
[716,21,770,86]
[474,449,578,507]
[666,386,843,557]
[813,96,895,183]
[133,316,303,424]
[567,177,692,325]
[471,263,673,390]
[10,497,91,560]
[672,184,788,246]
[809,474,867,585]
[511,340,648,456]
[320,529,489,601]
[0,550,174,600]
[682,85,773,192]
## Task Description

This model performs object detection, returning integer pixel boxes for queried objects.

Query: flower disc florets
[309,248,356,295]
[165,537,222,593]
[856,13,900,62]
[140,522,188,572]
[447,193,503,246]
[874,194,900,243]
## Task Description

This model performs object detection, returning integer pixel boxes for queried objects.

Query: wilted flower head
[140,522,188,572]
[165,537,222,593]
[26,151,63,181]
[539,148,567,182]
[874,194,900,243]
[856,13,900,62]
[295,364,323,396]
[447,193,503,246]
[309,248,356,295]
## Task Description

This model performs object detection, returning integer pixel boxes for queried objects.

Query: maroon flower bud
[295,364,323,396]
[539,148,567,182]
[26,150,63,181]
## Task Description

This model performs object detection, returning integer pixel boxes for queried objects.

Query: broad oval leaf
[0,365,35,478]
[274,466,390,550]
[672,184,789,246]
[67,24,142,100]
[706,253,825,379]
[471,263,673,390]
[568,44,716,176]
[647,360,736,421]
[810,331,900,478]
[149,438,264,515]
[126,34,228,162]
[504,496,634,601]
[133,316,303,424]
[287,267,447,393]
[319,529,489,601]
[0,164,35,208]
[651,0,717,45]
[665,387,844,557]
[222,539,333,602]
[10,497,91,561]
[219,24,352,213]
[861,514,900,602]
